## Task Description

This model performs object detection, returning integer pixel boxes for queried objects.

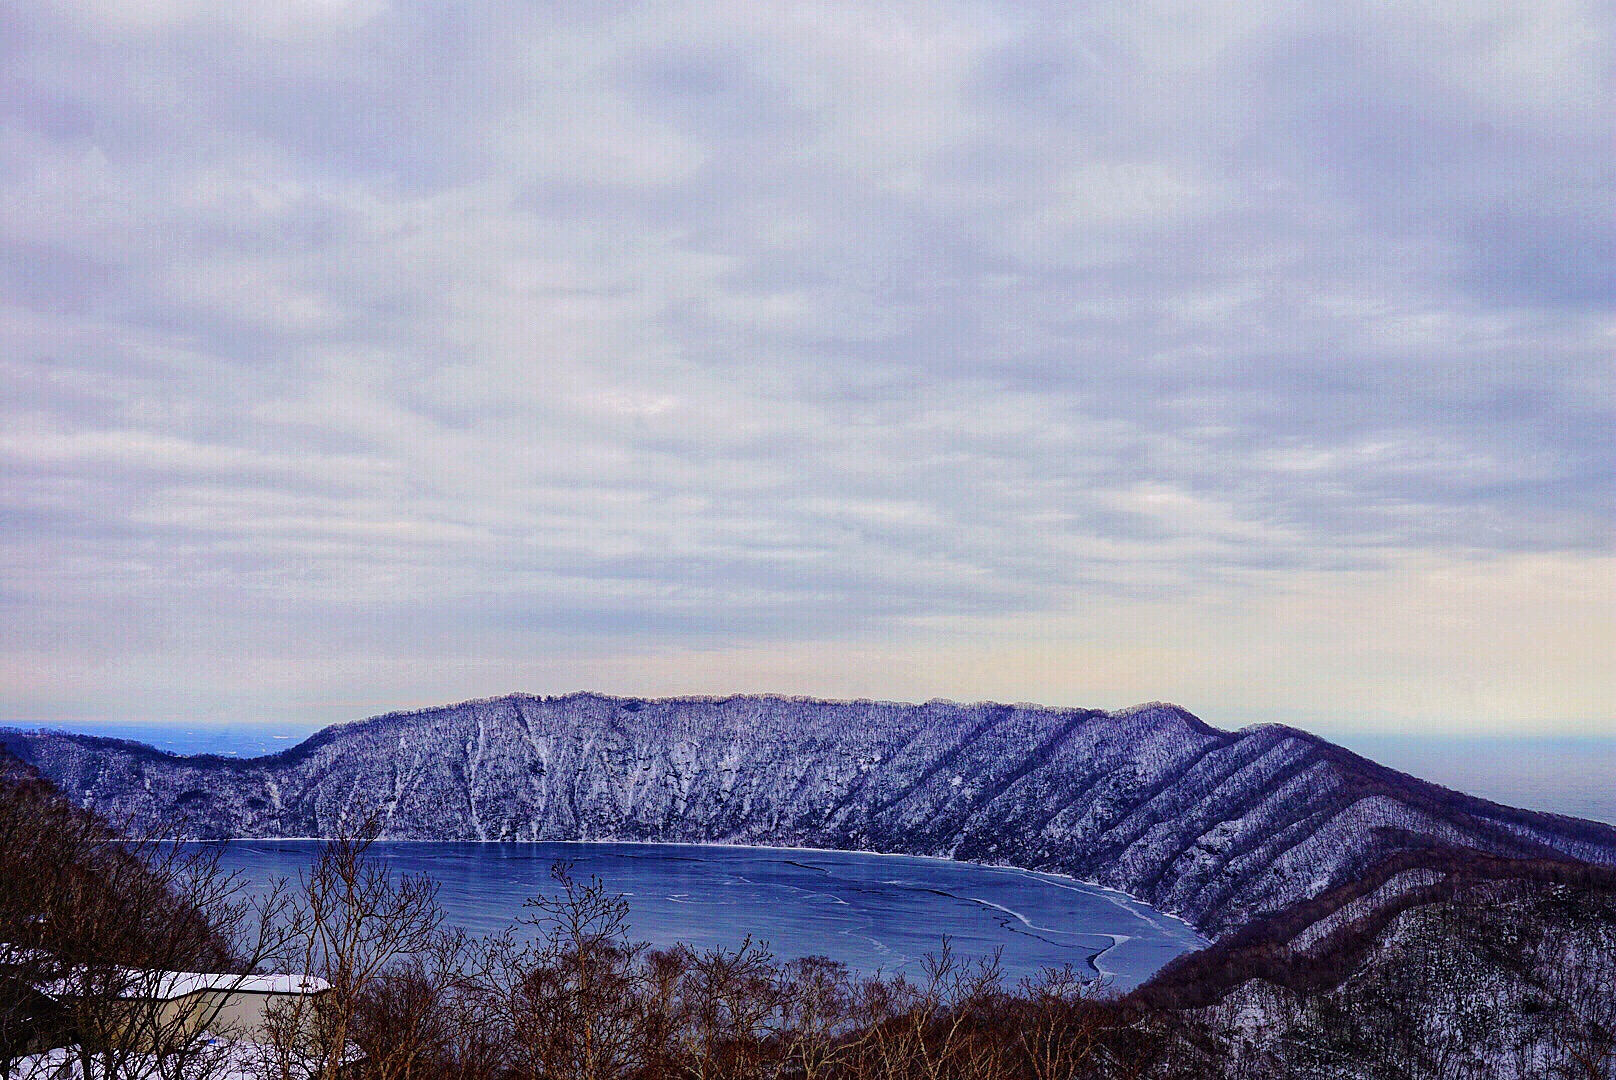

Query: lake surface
[210,841,1206,989]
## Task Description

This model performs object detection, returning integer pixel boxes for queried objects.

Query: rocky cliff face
[6,694,1616,937]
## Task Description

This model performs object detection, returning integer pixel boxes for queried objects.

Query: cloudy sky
[3,0,1612,736]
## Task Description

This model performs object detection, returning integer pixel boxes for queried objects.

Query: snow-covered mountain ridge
[5,693,1615,938]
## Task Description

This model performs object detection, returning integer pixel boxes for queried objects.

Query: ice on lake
[209,841,1205,989]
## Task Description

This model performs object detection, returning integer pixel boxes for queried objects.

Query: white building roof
[40,968,330,1000]
[143,971,331,1000]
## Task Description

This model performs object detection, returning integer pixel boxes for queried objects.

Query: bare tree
[851,940,1009,1080]
[349,926,509,1080]
[1009,966,1108,1080]
[662,937,784,1080]
[772,956,862,1080]
[257,829,444,1080]
[483,862,652,1080]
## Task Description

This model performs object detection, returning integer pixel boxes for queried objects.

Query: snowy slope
[6,694,1616,938]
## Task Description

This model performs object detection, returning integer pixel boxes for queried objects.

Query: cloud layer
[3,0,1612,731]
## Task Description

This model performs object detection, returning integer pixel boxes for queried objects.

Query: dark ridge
[0,729,248,769]
[864,707,1018,815]
[1124,733,1323,902]
[970,709,1103,809]
[1263,722,1616,849]
[1130,848,1616,1010]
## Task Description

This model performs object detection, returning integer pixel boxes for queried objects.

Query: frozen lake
[209,840,1206,989]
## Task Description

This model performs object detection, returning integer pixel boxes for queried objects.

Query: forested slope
[8,694,1616,938]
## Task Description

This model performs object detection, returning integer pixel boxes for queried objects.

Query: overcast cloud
[3,0,1612,733]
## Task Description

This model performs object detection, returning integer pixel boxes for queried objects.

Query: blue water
[209,841,1205,989]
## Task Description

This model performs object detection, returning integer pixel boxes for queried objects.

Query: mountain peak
[1107,702,1224,737]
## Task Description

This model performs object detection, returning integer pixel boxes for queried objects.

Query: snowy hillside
[6,694,1616,938]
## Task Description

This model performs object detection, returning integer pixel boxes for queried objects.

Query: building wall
[153,987,326,1044]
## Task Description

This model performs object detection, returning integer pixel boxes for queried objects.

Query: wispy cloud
[2,0,1611,730]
